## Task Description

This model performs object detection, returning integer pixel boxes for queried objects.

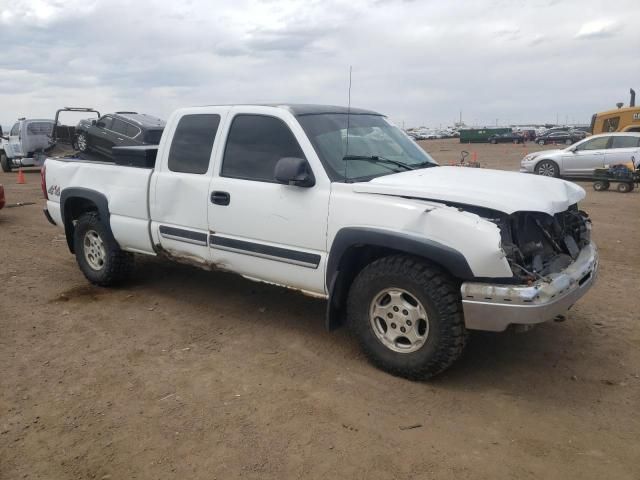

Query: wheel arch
[60,188,113,253]
[324,227,474,330]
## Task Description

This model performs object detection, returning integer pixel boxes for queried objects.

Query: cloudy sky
[1,0,639,129]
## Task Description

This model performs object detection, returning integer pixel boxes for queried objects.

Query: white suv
[520,132,640,177]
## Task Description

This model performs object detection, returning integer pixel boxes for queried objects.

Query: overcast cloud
[0,0,639,128]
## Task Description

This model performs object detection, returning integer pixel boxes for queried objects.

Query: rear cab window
[168,114,220,174]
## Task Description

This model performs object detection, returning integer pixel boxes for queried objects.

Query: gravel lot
[1,139,639,479]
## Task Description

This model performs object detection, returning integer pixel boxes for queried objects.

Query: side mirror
[274,157,315,187]
[91,119,97,126]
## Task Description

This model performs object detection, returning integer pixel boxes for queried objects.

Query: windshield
[297,113,437,182]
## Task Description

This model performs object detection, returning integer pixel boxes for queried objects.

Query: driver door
[561,136,609,176]
[87,116,114,154]
[207,107,330,294]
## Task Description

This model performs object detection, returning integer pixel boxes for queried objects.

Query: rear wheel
[593,180,610,191]
[76,133,89,152]
[490,139,497,144]
[347,255,467,380]
[535,160,559,177]
[73,212,134,286]
[0,151,11,172]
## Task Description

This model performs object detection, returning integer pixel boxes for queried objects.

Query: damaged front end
[495,205,591,283]
[457,203,598,332]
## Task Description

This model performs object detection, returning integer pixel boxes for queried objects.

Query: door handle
[211,191,230,206]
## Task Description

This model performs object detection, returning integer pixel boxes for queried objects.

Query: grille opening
[578,272,591,287]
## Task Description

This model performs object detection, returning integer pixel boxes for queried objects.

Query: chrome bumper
[461,242,598,332]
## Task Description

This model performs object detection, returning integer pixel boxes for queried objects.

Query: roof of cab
[199,104,383,116]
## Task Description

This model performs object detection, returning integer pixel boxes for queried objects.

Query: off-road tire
[347,255,467,380]
[73,212,134,286]
[0,151,11,172]
[535,160,560,178]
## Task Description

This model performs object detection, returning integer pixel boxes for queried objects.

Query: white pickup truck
[42,104,598,379]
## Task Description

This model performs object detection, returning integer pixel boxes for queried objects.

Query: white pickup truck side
[42,104,599,379]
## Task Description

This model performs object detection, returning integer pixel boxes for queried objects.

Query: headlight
[522,154,536,162]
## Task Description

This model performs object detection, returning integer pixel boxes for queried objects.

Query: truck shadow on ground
[125,255,614,405]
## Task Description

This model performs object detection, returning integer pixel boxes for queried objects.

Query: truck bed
[44,155,155,254]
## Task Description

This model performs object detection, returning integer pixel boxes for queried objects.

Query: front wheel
[0,151,12,172]
[593,180,610,191]
[535,160,559,177]
[538,139,545,145]
[73,212,134,286]
[76,133,90,152]
[347,255,467,380]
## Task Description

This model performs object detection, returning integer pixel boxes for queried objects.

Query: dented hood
[352,166,585,215]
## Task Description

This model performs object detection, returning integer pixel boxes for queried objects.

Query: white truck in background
[42,104,598,379]
[1,118,55,172]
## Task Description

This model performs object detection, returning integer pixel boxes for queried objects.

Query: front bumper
[520,164,535,173]
[460,242,598,332]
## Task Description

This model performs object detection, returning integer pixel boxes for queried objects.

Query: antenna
[345,65,352,181]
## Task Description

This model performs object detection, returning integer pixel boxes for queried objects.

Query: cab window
[221,115,305,182]
[10,123,20,136]
[602,117,620,132]
[168,114,220,174]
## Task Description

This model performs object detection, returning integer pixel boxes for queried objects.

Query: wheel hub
[369,288,429,353]
[539,163,555,176]
[84,230,106,271]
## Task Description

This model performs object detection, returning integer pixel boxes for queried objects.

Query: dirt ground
[1,139,639,479]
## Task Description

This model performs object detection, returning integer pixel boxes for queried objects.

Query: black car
[75,112,165,157]
[536,131,583,146]
[488,131,524,144]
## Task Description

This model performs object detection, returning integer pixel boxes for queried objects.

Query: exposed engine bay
[453,203,591,283]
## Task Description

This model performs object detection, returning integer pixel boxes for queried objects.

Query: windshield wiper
[342,155,414,171]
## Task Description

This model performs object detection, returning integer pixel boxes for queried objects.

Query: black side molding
[159,225,208,246]
[210,235,321,269]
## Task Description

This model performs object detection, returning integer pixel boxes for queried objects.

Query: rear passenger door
[206,107,330,294]
[604,135,640,168]
[149,108,228,262]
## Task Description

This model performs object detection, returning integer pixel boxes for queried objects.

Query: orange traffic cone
[17,168,26,184]
[472,151,478,162]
